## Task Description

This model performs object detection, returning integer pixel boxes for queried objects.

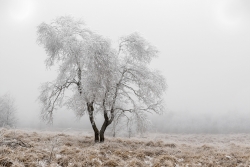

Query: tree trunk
[86,100,116,143]
[100,108,109,142]
[87,102,100,142]
[100,120,108,142]
[94,131,99,142]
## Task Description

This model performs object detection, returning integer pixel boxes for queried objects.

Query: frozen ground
[1,128,250,167]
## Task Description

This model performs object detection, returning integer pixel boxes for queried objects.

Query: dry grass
[1,128,250,167]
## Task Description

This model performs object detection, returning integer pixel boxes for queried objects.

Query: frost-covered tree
[37,16,166,142]
[0,94,17,127]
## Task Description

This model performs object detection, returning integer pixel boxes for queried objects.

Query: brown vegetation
[1,128,250,166]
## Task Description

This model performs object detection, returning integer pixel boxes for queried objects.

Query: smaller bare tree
[110,110,153,138]
[110,111,127,137]
[0,94,17,127]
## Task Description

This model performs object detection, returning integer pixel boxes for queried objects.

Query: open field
[1,128,250,167]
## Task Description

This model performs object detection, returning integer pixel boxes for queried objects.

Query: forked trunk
[87,102,115,143]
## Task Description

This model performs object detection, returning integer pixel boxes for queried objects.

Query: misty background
[0,0,249,133]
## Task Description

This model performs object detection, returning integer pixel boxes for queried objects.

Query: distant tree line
[0,93,17,127]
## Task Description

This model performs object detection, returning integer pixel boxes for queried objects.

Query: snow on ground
[1,128,250,166]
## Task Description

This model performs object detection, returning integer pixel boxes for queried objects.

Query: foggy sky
[0,0,249,133]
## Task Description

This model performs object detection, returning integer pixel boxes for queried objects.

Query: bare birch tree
[37,16,166,142]
[0,94,17,127]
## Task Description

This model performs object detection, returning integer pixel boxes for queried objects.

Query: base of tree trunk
[95,132,99,143]
[100,131,105,142]
[100,137,104,143]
